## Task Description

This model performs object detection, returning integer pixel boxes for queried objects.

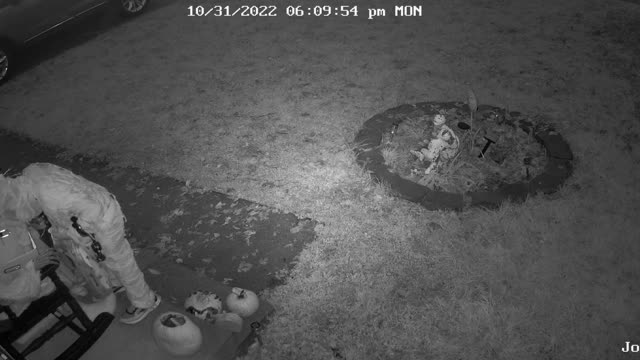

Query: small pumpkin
[152,311,203,357]
[214,312,243,333]
[184,290,223,321]
[225,287,259,318]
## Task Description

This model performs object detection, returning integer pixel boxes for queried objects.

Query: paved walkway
[0,128,317,293]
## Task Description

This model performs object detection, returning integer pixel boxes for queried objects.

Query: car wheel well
[0,37,16,83]
[112,0,150,17]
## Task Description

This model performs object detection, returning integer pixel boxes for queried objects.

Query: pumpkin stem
[169,316,181,327]
[162,314,186,327]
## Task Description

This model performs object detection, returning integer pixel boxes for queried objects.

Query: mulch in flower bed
[354,102,574,211]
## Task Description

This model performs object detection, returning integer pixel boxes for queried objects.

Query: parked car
[0,0,149,85]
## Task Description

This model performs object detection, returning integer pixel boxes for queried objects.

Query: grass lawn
[1,0,639,358]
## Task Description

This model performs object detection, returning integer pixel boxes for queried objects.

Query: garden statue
[410,114,460,174]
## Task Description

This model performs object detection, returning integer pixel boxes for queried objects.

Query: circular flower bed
[354,102,574,211]
[382,106,548,193]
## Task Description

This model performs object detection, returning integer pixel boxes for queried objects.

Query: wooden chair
[0,217,114,360]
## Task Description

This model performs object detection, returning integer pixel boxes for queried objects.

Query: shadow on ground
[0,128,318,293]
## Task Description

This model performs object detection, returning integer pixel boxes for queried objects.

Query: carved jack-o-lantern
[184,290,223,321]
[152,311,203,357]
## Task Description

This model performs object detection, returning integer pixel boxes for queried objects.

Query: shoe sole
[119,294,161,325]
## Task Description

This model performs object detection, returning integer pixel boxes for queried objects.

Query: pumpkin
[225,287,259,318]
[184,290,222,322]
[214,312,243,333]
[152,312,203,357]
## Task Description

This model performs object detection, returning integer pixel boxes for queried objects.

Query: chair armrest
[39,264,59,281]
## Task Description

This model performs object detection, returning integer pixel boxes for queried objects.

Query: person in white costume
[0,163,160,325]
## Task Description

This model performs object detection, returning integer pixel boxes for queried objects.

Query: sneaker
[119,294,161,325]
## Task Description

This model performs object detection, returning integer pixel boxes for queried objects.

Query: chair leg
[0,340,27,360]
[63,296,94,330]
[64,316,87,336]
[20,316,70,357]
[53,313,114,360]
[48,272,94,330]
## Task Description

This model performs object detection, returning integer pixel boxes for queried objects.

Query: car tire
[115,0,149,17]
[0,43,13,86]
